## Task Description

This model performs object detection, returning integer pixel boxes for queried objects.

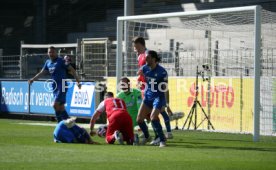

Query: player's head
[146,50,160,66]
[132,36,145,54]
[64,55,72,63]
[120,77,130,92]
[48,46,57,60]
[104,92,114,99]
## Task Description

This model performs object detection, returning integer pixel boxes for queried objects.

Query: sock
[151,119,165,142]
[55,110,69,123]
[61,110,70,120]
[160,111,171,132]
[138,121,149,139]
[151,122,158,139]
[55,111,62,123]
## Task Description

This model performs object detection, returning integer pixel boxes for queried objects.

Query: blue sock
[151,120,165,142]
[61,110,70,120]
[138,121,149,138]
[160,111,171,132]
[151,122,158,139]
[55,110,69,123]
[55,111,62,122]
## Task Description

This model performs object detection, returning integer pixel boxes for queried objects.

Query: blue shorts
[53,89,67,104]
[143,96,166,110]
[70,125,90,143]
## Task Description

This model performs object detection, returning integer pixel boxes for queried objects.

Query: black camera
[202,63,210,71]
[196,63,210,81]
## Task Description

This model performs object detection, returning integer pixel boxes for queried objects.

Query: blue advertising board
[65,81,96,117]
[29,81,55,115]
[0,81,29,113]
[1,80,96,117]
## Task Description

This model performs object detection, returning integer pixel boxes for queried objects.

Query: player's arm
[137,67,144,76]
[165,90,173,116]
[67,65,81,88]
[89,101,105,135]
[89,111,102,134]
[161,70,173,115]
[136,89,142,109]
[28,69,48,84]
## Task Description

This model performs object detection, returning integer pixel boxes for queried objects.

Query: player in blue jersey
[29,46,81,122]
[53,117,96,144]
[133,37,173,143]
[137,50,168,147]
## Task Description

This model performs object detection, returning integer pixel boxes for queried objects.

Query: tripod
[182,66,215,130]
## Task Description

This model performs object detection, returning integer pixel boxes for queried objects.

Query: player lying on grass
[53,117,96,144]
[90,92,135,145]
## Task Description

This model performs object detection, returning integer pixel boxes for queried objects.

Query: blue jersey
[43,57,69,90]
[142,64,168,100]
[53,121,75,143]
[53,121,90,143]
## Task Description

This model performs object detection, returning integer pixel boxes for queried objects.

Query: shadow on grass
[194,138,253,143]
[167,143,276,152]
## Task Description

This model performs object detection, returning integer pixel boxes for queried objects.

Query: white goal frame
[116,5,261,142]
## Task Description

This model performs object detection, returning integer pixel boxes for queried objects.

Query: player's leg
[70,124,92,144]
[105,121,115,144]
[160,107,173,139]
[137,101,152,140]
[120,114,134,145]
[58,90,69,119]
[53,90,69,122]
[105,118,122,144]
[160,109,171,133]
[150,98,166,147]
[130,113,138,128]
[151,107,170,143]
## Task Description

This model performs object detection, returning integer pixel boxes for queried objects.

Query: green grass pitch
[0,118,276,170]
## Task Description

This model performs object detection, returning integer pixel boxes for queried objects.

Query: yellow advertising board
[106,77,254,133]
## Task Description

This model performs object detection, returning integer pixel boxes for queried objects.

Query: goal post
[116,5,276,141]
[253,5,261,142]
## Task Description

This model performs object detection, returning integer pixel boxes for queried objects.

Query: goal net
[116,6,276,141]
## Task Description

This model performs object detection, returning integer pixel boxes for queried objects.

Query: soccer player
[116,77,142,128]
[90,92,134,145]
[28,46,81,122]
[53,117,96,144]
[132,37,173,140]
[132,36,148,94]
[64,55,77,79]
[137,50,168,147]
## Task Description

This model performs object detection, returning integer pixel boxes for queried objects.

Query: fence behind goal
[116,6,276,141]
[0,39,117,80]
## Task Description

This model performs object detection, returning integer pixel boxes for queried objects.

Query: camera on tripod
[182,63,215,130]
[197,63,210,82]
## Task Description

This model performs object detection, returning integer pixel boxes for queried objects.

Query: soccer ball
[169,112,184,121]
[97,125,107,137]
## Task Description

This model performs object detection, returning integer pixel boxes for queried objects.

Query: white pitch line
[17,122,94,128]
